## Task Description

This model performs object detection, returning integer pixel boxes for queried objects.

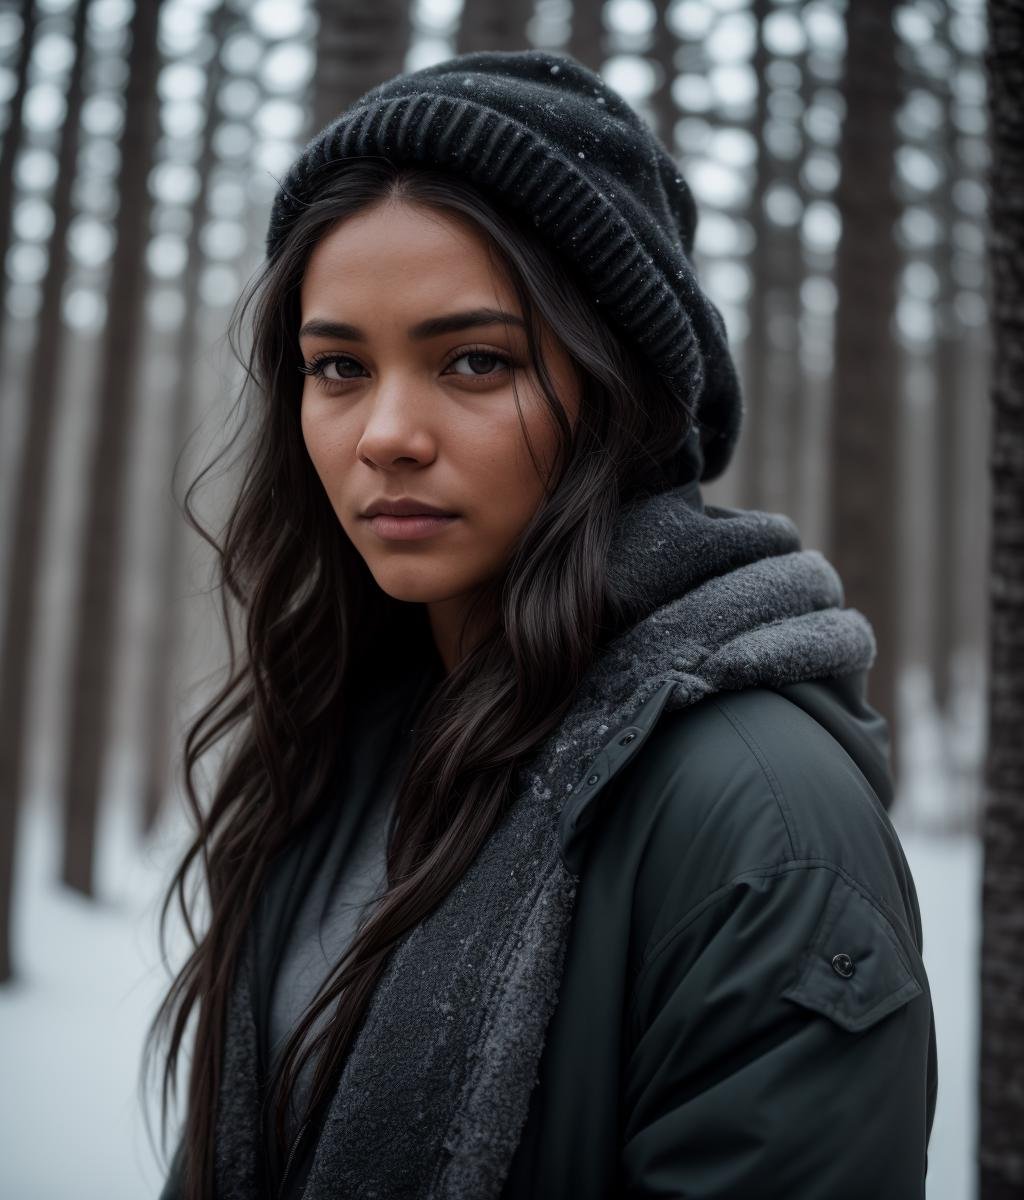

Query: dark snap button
[586,773,600,786]
[620,732,636,745]
[831,952,855,978]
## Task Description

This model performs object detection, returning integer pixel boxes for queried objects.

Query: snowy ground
[0,795,194,1200]
[0,792,980,1199]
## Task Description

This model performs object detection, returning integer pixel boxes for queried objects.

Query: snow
[901,828,981,1200]
[0,795,193,1200]
[0,795,981,1199]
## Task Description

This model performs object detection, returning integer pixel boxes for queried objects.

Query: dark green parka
[159,488,937,1200]
[500,668,937,1198]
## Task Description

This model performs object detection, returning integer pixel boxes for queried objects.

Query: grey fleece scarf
[213,485,877,1200]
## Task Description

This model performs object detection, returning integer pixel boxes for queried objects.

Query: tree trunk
[929,1,964,721]
[568,0,605,74]
[761,42,812,526]
[138,3,233,837]
[455,0,534,55]
[0,0,36,383]
[829,2,902,786]
[978,0,1024,1193]
[0,0,90,982]
[60,0,162,895]
[313,0,410,134]
[647,0,677,152]
[742,0,775,512]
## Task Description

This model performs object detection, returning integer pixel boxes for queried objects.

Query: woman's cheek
[302,410,354,479]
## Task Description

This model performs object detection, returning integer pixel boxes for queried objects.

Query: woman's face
[298,198,581,618]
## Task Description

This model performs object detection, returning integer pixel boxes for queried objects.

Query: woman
[147,48,937,1200]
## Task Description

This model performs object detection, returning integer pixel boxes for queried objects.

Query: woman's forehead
[299,209,518,323]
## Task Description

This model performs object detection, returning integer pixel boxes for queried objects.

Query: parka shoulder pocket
[780,868,923,1035]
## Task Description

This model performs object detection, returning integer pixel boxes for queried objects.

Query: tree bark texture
[829,1,902,784]
[455,0,535,56]
[979,0,1024,1194]
[0,0,90,981]
[60,0,162,895]
[0,0,36,381]
[312,0,411,135]
[137,3,234,837]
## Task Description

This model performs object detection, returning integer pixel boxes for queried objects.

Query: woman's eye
[300,348,513,390]
[445,349,513,379]
[301,355,364,385]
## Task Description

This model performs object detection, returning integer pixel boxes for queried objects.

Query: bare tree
[762,38,815,526]
[978,0,1024,1192]
[647,0,677,149]
[137,3,234,837]
[60,0,162,895]
[740,0,772,512]
[312,0,411,134]
[929,4,964,720]
[0,0,36,379]
[0,0,90,982]
[456,0,534,54]
[829,2,902,783]
[568,0,606,73]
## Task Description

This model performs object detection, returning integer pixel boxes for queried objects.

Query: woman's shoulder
[612,677,919,958]
[600,677,933,1089]
[607,682,938,1197]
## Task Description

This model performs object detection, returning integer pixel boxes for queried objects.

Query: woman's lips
[365,513,460,540]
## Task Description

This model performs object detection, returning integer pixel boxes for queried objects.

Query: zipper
[276,1115,311,1200]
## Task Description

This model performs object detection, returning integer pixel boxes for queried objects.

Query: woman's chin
[367,562,473,606]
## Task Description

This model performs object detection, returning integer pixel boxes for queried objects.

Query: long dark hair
[141,155,697,1199]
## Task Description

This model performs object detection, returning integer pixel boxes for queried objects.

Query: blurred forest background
[0,0,1014,1197]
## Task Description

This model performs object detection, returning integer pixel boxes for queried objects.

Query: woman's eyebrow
[298,308,526,344]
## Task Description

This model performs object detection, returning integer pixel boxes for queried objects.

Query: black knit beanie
[266,48,743,483]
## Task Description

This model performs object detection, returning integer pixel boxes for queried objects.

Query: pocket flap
[780,872,923,1034]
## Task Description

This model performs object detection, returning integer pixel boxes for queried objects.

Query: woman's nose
[355,386,437,469]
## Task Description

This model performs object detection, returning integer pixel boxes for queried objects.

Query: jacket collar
[558,678,676,874]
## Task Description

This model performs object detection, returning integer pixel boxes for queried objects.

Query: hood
[545,483,878,872]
